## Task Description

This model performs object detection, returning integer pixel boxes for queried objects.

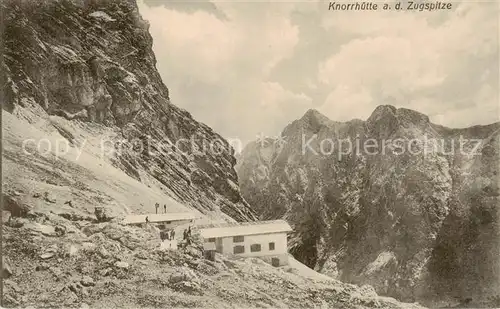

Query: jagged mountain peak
[237,103,500,306]
[365,104,434,138]
[301,108,327,120]
[395,107,430,123]
[283,105,433,140]
[282,108,337,136]
[299,108,336,127]
[293,105,433,136]
[367,105,430,126]
[367,104,397,121]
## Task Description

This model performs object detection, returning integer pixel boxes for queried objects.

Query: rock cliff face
[3,0,256,222]
[237,106,500,305]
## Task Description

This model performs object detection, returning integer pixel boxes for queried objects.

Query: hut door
[271,258,280,267]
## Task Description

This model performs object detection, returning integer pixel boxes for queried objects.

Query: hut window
[233,245,245,254]
[250,244,261,252]
[269,242,275,251]
[233,236,244,243]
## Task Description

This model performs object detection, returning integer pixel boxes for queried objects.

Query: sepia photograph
[1,0,499,308]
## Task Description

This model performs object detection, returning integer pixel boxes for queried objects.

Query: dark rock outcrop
[237,106,500,305]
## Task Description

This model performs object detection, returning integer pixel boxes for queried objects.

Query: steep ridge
[2,0,256,222]
[237,106,500,306]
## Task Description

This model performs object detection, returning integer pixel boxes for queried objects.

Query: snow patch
[88,11,116,22]
[363,251,396,275]
[50,45,80,62]
[123,73,138,85]
[34,35,47,52]
[226,179,239,192]
[287,256,334,282]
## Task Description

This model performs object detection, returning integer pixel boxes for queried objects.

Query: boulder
[184,246,202,258]
[98,246,111,258]
[2,194,31,217]
[43,192,56,203]
[2,210,12,224]
[6,217,24,228]
[68,282,83,294]
[173,280,203,295]
[24,222,57,236]
[58,212,93,222]
[40,253,55,260]
[114,261,129,270]
[100,268,113,276]
[40,244,59,259]
[359,284,378,298]
[67,245,79,257]
[80,275,95,287]
[36,264,49,271]
[2,258,13,278]
[4,279,21,293]
[49,266,64,280]
[94,207,113,222]
[81,224,105,236]
[169,267,200,284]
[82,242,96,252]
[3,294,19,307]
[55,225,66,236]
[169,267,202,295]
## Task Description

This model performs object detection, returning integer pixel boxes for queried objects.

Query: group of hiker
[183,226,193,246]
[160,229,175,241]
[143,202,194,248]
[159,225,193,246]
[155,202,166,214]
[144,203,166,223]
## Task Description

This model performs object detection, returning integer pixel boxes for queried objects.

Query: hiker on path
[183,229,187,240]
[163,204,166,213]
[145,216,149,224]
[187,226,192,237]
[171,229,175,240]
[155,203,159,214]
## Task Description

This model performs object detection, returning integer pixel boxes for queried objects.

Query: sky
[137,0,499,144]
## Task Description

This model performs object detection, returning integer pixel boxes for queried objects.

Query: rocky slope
[1,210,425,309]
[2,0,256,222]
[237,106,500,306]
